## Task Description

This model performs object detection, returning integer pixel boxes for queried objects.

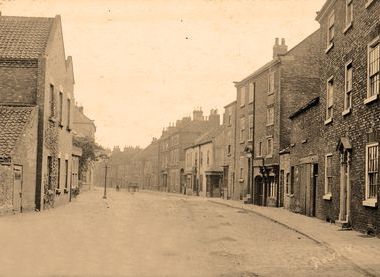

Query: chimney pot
[275,38,279,45]
[281,38,285,45]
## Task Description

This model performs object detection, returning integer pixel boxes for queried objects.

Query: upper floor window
[257,141,263,157]
[240,117,245,142]
[267,106,274,126]
[240,86,246,107]
[326,77,334,123]
[367,37,380,102]
[67,98,71,130]
[365,143,378,201]
[345,0,353,28]
[268,72,275,94]
[249,83,255,103]
[266,137,273,157]
[228,106,232,125]
[50,84,55,117]
[248,114,253,141]
[327,11,335,46]
[344,62,353,112]
[58,92,63,125]
[207,151,210,165]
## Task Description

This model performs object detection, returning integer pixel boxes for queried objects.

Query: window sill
[324,118,333,125]
[364,94,378,105]
[342,108,351,116]
[267,91,274,96]
[323,193,332,200]
[363,199,377,207]
[343,22,353,34]
[240,140,245,144]
[266,123,274,127]
[240,104,245,108]
[249,101,254,104]
[238,178,244,183]
[325,43,334,54]
[266,154,273,159]
[365,0,375,8]
[286,194,294,198]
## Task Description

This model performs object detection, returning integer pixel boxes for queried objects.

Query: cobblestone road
[0,189,370,276]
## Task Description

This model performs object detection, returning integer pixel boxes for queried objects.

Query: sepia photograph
[0,0,379,276]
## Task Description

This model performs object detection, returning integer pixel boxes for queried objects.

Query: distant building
[184,126,225,197]
[221,101,237,199]
[0,15,79,210]
[73,105,96,140]
[158,109,220,193]
[0,105,38,214]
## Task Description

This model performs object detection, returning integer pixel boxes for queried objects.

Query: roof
[0,105,35,159]
[0,15,55,59]
[289,97,320,120]
[186,126,224,149]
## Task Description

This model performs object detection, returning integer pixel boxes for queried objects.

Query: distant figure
[116,185,120,191]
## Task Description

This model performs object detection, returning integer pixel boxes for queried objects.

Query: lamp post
[244,145,254,204]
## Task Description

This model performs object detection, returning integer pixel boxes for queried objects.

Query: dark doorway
[254,176,263,206]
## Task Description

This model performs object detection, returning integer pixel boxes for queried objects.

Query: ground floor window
[366,143,379,199]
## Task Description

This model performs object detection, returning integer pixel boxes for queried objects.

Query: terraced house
[315,0,380,234]
[0,15,80,211]
[234,32,321,206]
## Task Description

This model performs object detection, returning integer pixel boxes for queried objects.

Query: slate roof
[0,105,35,159]
[0,16,54,59]
[186,126,224,149]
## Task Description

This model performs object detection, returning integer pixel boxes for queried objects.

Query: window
[268,72,275,94]
[47,156,53,189]
[249,83,255,103]
[240,86,246,107]
[290,167,295,195]
[267,106,274,126]
[228,107,232,125]
[266,137,273,157]
[326,77,334,123]
[367,37,379,101]
[286,172,290,194]
[200,151,203,165]
[67,99,71,130]
[227,130,232,155]
[65,159,69,189]
[240,117,245,142]
[50,84,55,117]
[207,151,210,165]
[239,157,244,179]
[58,92,63,125]
[327,11,335,46]
[365,143,378,200]
[257,141,263,157]
[344,62,353,112]
[57,158,61,189]
[248,114,254,141]
[324,154,333,196]
[345,0,353,28]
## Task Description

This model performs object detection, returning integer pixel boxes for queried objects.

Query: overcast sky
[0,0,325,149]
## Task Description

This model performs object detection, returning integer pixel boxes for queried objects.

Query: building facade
[234,32,321,206]
[157,109,220,193]
[316,0,380,234]
[0,15,79,210]
[184,126,224,197]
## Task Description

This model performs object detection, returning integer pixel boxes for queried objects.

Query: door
[13,165,23,212]
[339,151,350,222]
[254,176,263,206]
[311,164,318,217]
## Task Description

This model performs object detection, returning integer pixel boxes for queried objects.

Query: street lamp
[96,153,110,199]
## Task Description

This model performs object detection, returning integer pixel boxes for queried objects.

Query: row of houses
[130,0,380,236]
[0,14,96,213]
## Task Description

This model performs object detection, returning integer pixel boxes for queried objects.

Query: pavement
[207,197,380,277]
[0,188,378,277]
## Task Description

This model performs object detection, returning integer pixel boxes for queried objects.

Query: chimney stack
[273,37,288,58]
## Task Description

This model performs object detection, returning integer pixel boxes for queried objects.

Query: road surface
[0,189,368,276]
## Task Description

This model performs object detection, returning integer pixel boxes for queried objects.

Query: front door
[13,165,23,212]
[254,176,263,206]
[339,151,350,223]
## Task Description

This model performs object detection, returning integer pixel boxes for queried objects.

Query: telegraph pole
[103,164,109,199]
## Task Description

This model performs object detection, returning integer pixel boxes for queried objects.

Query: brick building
[221,101,237,199]
[280,97,322,216]
[315,0,380,234]
[133,138,159,190]
[158,109,220,193]
[0,105,38,214]
[0,15,79,210]
[234,31,321,206]
[184,126,225,197]
[73,105,96,140]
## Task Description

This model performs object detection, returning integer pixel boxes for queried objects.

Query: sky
[0,0,325,149]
